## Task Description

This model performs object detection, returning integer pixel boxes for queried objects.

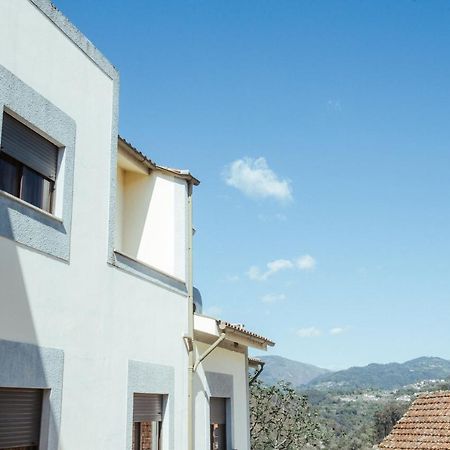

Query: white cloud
[296,327,322,338]
[296,254,316,271]
[330,327,346,335]
[261,293,286,304]
[204,306,222,317]
[247,259,293,281]
[248,254,316,281]
[224,157,293,202]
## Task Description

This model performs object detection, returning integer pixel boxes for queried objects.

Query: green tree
[373,402,409,444]
[250,379,325,450]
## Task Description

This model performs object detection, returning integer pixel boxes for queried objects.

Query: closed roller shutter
[1,113,58,181]
[0,387,43,449]
[133,394,162,422]
[210,397,226,424]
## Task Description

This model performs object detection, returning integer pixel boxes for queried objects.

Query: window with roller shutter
[0,112,59,213]
[0,387,43,450]
[132,393,163,450]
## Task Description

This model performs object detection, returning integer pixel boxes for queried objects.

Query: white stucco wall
[0,1,189,449]
[117,165,187,281]
[195,345,251,450]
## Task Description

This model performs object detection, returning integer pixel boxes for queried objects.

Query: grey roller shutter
[210,397,226,424]
[1,113,59,181]
[133,394,162,422]
[0,387,43,448]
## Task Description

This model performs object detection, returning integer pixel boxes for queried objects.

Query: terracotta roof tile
[379,391,450,449]
[221,321,275,346]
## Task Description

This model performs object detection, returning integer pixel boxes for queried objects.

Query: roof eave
[118,136,200,185]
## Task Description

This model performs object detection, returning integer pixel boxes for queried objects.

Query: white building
[0,1,273,450]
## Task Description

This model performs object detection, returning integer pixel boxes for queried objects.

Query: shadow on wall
[121,171,156,259]
[0,208,63,450]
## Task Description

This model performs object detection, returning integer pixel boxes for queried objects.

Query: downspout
[193,332,226,373]
[249,361,266,385]
[186,181,194,450]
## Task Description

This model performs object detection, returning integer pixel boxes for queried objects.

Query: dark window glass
[22,167,52,211]
[0,155,19,196]
[0,153,53,213]
[132,422,141,450]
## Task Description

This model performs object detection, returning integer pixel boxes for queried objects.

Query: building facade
[0,1,273,449]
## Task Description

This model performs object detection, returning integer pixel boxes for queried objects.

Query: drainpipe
[193,332,226,373]
[186,181,194,450]
[249,361,266,385]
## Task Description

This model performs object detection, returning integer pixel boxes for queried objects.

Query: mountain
[308,356,450,390]
[256,355,330,386]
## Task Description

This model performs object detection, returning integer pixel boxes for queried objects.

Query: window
[0,113,58,213]
[0,387,43,450]
[210,397,227,450]
[132,394,163,450]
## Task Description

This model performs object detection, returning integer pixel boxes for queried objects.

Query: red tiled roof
[379,391,450,449]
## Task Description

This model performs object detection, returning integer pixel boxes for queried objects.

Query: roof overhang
[248,356,265,369]
[118,136,200,185]
[194,314,275,352]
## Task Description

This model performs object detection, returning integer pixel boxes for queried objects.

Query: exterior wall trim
[0,64,76,261]
[205,372,234,398]
[113,250,188,296]
[127,360,175,450]
[0,339,64,450]
[28,0,118,80]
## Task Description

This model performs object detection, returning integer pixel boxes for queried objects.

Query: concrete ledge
[113,250,188,296]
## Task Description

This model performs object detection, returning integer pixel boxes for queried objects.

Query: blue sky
[56,0,450,370]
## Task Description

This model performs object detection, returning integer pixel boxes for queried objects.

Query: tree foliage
[250,379,325,450]
[373,402,409,444]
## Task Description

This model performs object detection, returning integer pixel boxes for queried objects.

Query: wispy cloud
[247,255,317,281]
[329,327,347,335]
[296,254,316,270]
[297,327,322,338]
[223,157,293,202]
[247,259,293,281]
[261,293,286,304]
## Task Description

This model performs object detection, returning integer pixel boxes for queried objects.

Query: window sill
[112,250,187,295]
[0,189,63,223]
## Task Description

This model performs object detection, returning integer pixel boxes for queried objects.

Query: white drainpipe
[186,181,194,450]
